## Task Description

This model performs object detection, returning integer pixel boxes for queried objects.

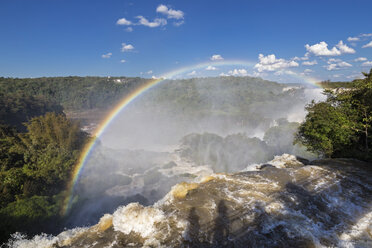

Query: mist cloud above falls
[68,76,325,227]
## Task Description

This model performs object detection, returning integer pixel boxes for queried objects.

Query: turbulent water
[6,155,372,248]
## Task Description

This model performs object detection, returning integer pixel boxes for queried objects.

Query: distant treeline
[316,80,356,89]
[0,76,149,111]
[0,76,299,131]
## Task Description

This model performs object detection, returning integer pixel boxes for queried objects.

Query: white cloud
[173,20,185,26]
[362,41,372,48]
[125,27,133,32]
[121,43,134,52]
[205,65,217,71]
[274,70,296,76]
[188,70,197,76]
[305,40,355,56]
[361,33,372,37]
[120,59,126,63]
[347,36,360,42]
[147,70,153,74]
[354,57,367,62]
[102,52,112,58]
[210,54,224,61]
[328,58,342,63]
[362,61,372,66]
[254,54,299,72]
[228,69,249,76]
[325,61,352,71]
[156,4,184,19]
[302,60,317,66]
[219,73,229,77]
[136,16,167,28]
[305,41,341,56]
[336,40,356,54]
[302,53,310,60]
[293,55,309,61]
[151,75,158,79]
[336,61,352,67]
[304,69,313,73]
[325,64,337,71]
[116,18,132,25]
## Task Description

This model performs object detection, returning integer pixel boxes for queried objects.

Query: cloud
[304,69,313,73]
[293,54,309,61]
[219,73,229,77]
[325,61,352,71]
[228,68,249,76]
[156,4,184,19]
[125,27,133,32]
[328,58,342,63]
[120,59,126,63]
[362,61,372,66]
[305,40,355,56]
[205,65,217,71]
[173,20,185,26]
[361,33,372,37]
[116,18,132,25]
[210,54,224,61]
[102,52,112,58]
[121,43,134,52]
[347,36,360,42]
[136,16,167,28]
[302,60,317,66]
[354,57,367,62]
[274,70,296,76]
[254,54,299,72]
[146,70,153,74]
[305,41,340,56]
[188,70,197,76]
[336,40,356,54]
[362,41,372,48]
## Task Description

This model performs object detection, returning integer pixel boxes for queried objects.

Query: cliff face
[7,155,372,248]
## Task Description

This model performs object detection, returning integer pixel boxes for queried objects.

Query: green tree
[296,69,372,160]
[295,101,355,157]
[336,69,372,156]
[20,113,89,194]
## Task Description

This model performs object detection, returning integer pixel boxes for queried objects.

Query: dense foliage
[0,92,63,131]
[0,76,148,111]
[296,70,372,160]
[0,113,88,243]
[316,80,354,89]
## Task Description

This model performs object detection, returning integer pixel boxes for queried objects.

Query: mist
[66,76,326,227]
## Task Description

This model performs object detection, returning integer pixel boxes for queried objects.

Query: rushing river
[7,154,372,248]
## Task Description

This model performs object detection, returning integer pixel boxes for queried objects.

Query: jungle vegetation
[0,111,89,242]
[296,69,372,161]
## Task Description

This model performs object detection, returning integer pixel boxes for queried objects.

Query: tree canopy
[0,113,89,242]
[296,69,372,160]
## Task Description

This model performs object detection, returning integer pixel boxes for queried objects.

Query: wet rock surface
[7,155,372,248]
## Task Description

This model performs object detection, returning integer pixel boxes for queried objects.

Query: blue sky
[1,0,372,83]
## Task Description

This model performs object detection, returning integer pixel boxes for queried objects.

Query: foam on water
[112,203,166,238]
[5,155,372,247]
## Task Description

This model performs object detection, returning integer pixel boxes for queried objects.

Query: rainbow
[61,60,321,215]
